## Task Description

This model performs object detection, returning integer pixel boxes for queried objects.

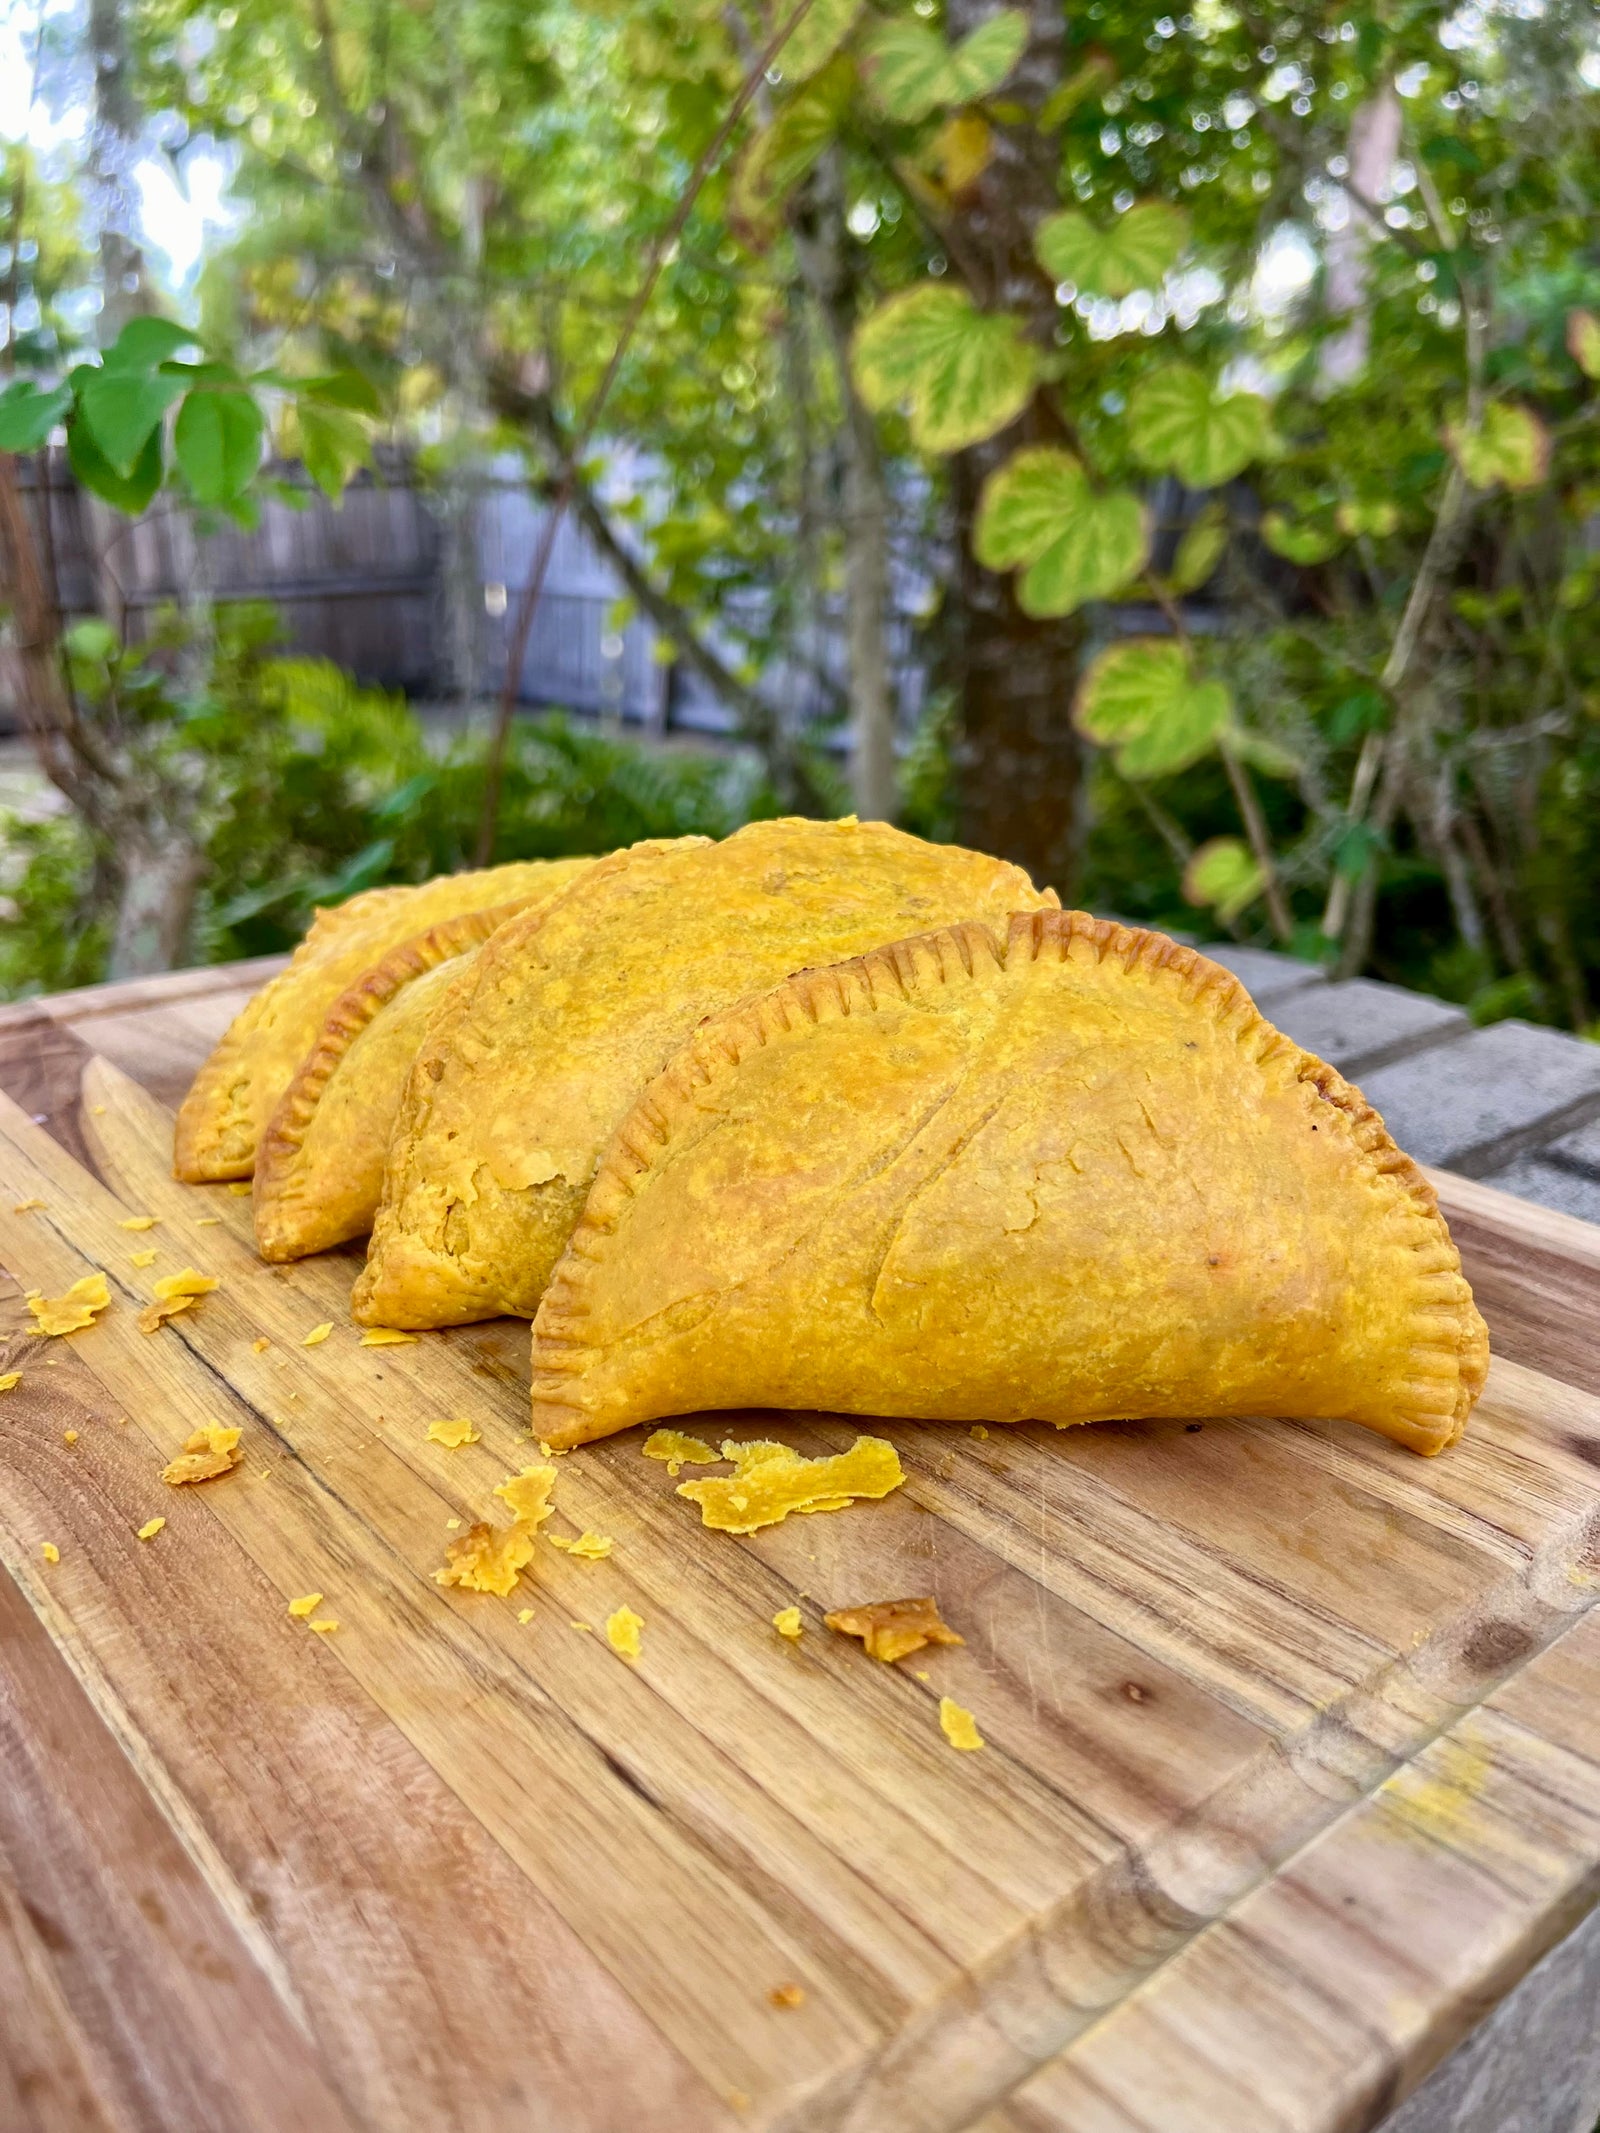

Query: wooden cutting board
[1,968,1598,2133]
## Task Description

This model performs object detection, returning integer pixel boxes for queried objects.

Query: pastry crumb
[425,1416,480,1448]
[28,1273,112,1338]
[118,1215,158,1230]
[14,1198,47,1213]
[196,1216,222,1226]
[436,1521,537,1596]
[288,1593,323,1617]
[517,1607,534,1624]
[0,1372,20,1392]
[679,1437,904,1534]
[550,1529,612,1560]
[360,1327,417,1346]
[570,1620,593,1632]
[40,1541,59,1563]
[227,1181,253,1195]
[251,1337,270,1354]
[642,1428,718,1476]
[308,1617,339,1634]
[161,1422,243,1486]
[90,1103,106,1115]
[139,1268,219,1334]
[130,1249,158,1268]
[301,1321,334,1347]
[63,1428,78,1445]
[773,1607,804,1640]
[825,1595,964,1665]
[939,1697,984,1751]
[768,1982,805,2009]
[136,1516,166,1542]
[445,1517,461,1529]
[606,1605,644,1659]
[969,1424,989,1440]
[493,1466,557,1528]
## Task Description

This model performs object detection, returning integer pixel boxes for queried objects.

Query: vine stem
[473,0,819,865]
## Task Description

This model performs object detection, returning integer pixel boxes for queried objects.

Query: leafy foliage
[851,282,1036,452]
[1034,202,1188,299]
[1183,838,1264,925]
[1074,640,1232,780]
[860,11,1027,123]
[973,447,1146,615]
[1126,365,1271,490]
[1447,403,1551,492]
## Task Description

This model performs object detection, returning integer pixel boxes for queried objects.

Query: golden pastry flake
[772,1606,804,1640]
[63,1428,78,1445]
[251,1337,270,1353]
[360,1327,418,1346]
[0,1372,20,1392]
[14,1197,46,1212]
[196,1217,222,1227]
[41,1541,59,1564]
[136,1516,166,1542]
[493,1465,558,1528]
[130,1249,158,1268]
[425,1417,481,1449]
[227,1180,253,1195]
[28,1272,112,1338]
[288,1593,324,1617]
[606,1605,644,1660]
[161,1422,243,1487]
[435,1520,538,1596]
[768,1983,806,2010]
[517,1606,535,1624]
[549,1529,613,1560]
[642,1428,719,1477]
[302,1321,334,1347]
[938,1697,985,1752]
[309,1617,339,1634]
[677,1436,905,1535]
[118,1215,159,1231]
[824,1595,965,1666]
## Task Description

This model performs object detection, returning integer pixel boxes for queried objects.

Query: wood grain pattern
[0,964,1597,2133]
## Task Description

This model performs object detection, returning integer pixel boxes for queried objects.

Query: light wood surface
[0,965,1597,2133]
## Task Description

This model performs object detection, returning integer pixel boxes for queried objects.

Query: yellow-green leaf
[861,8,1025,122]
[1447,402,1550,492]
[731,59,851,237]
[1335,498,1399,538]
[852,283,1035,453]
[1074,637,1232,778]
[1261,510,1339,564]
[1038,51,1117,131]
[1183,837,1264,921]
[932,110,993,194]
[973,446,1146,615]
[1127,364,1269,488]
[775,0,863,84]
[1566,309,1600,381]
[1035,201,1188,298]
[1166,505,1226,593]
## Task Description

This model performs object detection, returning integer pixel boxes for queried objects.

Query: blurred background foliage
[1,0,1599,1029]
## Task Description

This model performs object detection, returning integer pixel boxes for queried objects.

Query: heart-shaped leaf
[1074,637,1232,778]
[78,365,187,475]
[1335,498,1398,538]
[292,402,372,500]
[1447,402,1550,492]
[174,385,267,505]
[1566,309,1600,382]
[68,412,163,511]
[932,110,993,194]
[1183,837,1264,921]
[862,8,1025,121]
[731,59,851,237]
[1034,201,1188,297]
[776,0,863,83]
[852,282,1035,452]
[1127,363,1269,488]
[1260,510,1339,564]
[101,315,201,374]
[973,446,1146,614]
[0,379,72,453]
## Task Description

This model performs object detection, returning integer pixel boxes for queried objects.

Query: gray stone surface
[1544,1117,1600,1176]
[1268,978,1470,1075]
[1481,1157,1600,1224]
[1375,1901,1600,2133]
[1202,942,1326,1004]
[1356,1019,1600,1176]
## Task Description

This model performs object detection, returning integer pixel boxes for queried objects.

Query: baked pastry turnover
[354,818,1056,1327]
[529,911,1489,1455]
[174,857,597,1181]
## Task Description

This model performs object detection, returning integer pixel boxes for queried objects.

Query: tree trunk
[943,0,1084,895]
[108,827,204,979]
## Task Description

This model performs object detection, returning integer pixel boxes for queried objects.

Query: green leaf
[1260,509,1339,564]
[973,446,1146,614]
[1183,837,1264,922]
[852,282,1035,453]
[1037,50,1117,131]
[1328,688,1386,744]
[1335,498,1398,538]
[731,59,851,236]
[298,370,384,416]
[1447,402,1550,492]
[1567,309,1600,382]
[1166,505,1227,593]
[1127,364,1269,488]
[1034,201,1188,298]
[0,379,72,452]
[1073,637,1232,778]
[774,0,862,84]
[78,365,187,475]
[68,414,163,511]
[944,10,1027,102]
[101,315,201,373]
[174,386,267,505]
[861,8,1025,121]
[1224,728,1301,778]
[296,401,372,499]
[62,618,118,663]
